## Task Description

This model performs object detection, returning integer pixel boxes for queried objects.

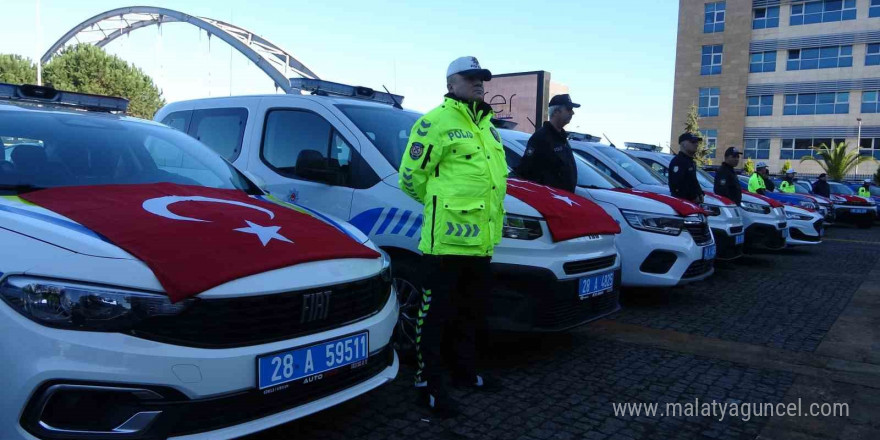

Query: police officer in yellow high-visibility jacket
[779,169,797,193]
[859,179,873,197]
[748,162,769,195]
[398,56,507,416]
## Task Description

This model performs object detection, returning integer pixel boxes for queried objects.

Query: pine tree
[684,105,710,165]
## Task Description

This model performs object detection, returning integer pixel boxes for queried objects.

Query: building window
[705,2,726,33]
[783,92,849,115]
[860,138,880,159]
[871,0,880,17]
[750,51,777,73]
[700,129,718,158]
[863,91,880,113]
[787,46,852,70]
[781,138,845,159]
[744,139,771,159]
[701,45,723,75]
[867,44,880,66]
[747,95,774,116]
[699,88,720,117]
[753,6,780,28]
[790,0,857,25]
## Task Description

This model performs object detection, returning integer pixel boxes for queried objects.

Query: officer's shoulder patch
[673,166,680,173]
[410,142,424,160]
[525,147,535,156]
[720,179,727,185]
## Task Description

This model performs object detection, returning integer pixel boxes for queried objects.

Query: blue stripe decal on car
[350,208,384,235]
[0,203,109,242]
[391,210,412,235]
[406,215,423,238]
[375,208,398,235]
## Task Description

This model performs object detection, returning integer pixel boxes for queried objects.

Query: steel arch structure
[41,6,318,93]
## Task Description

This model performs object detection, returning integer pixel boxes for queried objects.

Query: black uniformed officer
[668,132,705,203]
[713,147,743,205]
[515,94,580,192]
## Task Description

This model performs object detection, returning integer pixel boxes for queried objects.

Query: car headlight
[0,277,194,331]
[503,214,543,240]
[700,203,722,216]
[784,210,813,221]
[798,201,818,211]
[620,209,684,236]
[377,248,392,283]
[741,201,770,214]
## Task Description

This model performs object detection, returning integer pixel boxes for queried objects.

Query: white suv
[155,80,622,342]
[501,130,715,286]
[0,83,398,440]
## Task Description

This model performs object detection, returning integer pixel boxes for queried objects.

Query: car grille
[790,228,821,242]
[535,287,620,329]
[813,219,824,234]
[129,274,392,348]
[685,222,712,246]
[563,255,617,275]
[730,226,744,234]
[165,346,393,437]
[842,201,871,206]
[682,260,713,278]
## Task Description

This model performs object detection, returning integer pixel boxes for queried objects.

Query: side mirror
[295,150,345,185]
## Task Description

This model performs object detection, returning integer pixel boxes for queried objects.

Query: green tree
[800,142,877,181]
[43,44,165,119]
[743,158,755,175]
[683,104,710,165]
[0,54,37,84]
[780,159,792,174]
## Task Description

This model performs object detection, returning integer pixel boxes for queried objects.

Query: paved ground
[248,223,880,440]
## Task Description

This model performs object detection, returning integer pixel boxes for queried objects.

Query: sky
[1,0,678,147]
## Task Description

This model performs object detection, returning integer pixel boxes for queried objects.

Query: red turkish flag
[22,183,379,302]
[611,188,708,216]
[506,179,620,242]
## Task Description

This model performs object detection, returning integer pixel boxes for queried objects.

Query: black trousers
[415,254,491,393]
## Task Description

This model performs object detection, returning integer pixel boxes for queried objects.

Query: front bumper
[615,224,714,288]
[712,227,744,260]
[833,205,877,225]
[488,264,621,332]
[787,218,823,245]
[2,287,399,440]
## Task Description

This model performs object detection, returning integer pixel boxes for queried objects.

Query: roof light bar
[0,83,129,113]
[289,78,405,107]
[567,132,603,143]
[624,142,663,152]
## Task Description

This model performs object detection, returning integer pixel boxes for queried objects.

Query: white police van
[0,83,398,439]
[155,79,622,346]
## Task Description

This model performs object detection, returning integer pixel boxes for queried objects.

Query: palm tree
[800,142,877,180]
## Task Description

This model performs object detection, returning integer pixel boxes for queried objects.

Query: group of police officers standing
[396,56,875,418]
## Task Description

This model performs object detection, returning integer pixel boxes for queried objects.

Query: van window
[261,109,378,189]
[160,111,191,133]
[189,108,248,162]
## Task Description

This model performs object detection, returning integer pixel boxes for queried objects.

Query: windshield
[0,109,259,194]
[594,146,666,185]
[829,182,854,195]
[511,140,621,189]
[794,181,812,194]
[696,169,715,189]
[336,104,422,170]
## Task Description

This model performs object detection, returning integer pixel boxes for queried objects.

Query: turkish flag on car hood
[611,188,708,216]
[22,184,380,303]
[506,179,620,241]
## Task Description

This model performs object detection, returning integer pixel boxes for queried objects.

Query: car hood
[584,188,677,216]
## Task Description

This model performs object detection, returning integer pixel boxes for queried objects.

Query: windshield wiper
[579,184,611,190]
[0,184,46,194]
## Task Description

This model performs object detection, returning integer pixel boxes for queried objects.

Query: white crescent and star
[552,194,580,207]
[141,196,293,247]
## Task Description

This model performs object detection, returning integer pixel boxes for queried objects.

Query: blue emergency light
[0,83,129,113]
[289,78,404,107]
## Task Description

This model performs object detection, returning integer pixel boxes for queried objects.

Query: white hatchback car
[0,83,398,440]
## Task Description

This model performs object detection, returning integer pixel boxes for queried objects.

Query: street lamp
[856,117,862,177]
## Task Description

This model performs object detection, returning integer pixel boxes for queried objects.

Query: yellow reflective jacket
[859,187,871,197]
[398,95,508,256]
[748,173,766,193]
[779,180,795,193]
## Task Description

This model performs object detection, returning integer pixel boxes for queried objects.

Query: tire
[387,252,423,364]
